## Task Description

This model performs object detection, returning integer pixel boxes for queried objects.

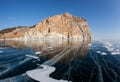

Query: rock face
[24,12,91,42]
[0,27,30,39]
[0,26,34,39]
[0,12,91,42]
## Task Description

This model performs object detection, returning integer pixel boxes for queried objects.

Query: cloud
[8,17,16,20]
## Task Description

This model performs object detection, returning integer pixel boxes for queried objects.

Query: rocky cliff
[0,12,91,42]
[0,26,34,39]
[24,12,91,42]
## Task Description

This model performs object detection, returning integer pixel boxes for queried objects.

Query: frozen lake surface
[0,40,120,82]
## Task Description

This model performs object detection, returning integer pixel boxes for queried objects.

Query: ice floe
[96,51,107,55]
[102,42,114,51]
[101,41,120,55]
[111,49,120,55]
[26,65,71,82]
[35,51,42,55]
[26,54,40,61]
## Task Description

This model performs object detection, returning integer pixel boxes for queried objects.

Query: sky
[0,0,120,40]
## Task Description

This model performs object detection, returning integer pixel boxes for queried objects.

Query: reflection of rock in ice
[1,39,90,63]
[26,65,71,82]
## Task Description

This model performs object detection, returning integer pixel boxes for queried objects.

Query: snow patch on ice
[111,49,120,55]
[26,54,40,61]
[35,51,42,55]
[26,65,71,82]
[102,42,114,51]
[101,41,120,55]
[96,51,107,55]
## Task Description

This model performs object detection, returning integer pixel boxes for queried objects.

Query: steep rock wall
[24,12,91,42]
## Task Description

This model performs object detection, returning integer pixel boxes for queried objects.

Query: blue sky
[0,0,120,40]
